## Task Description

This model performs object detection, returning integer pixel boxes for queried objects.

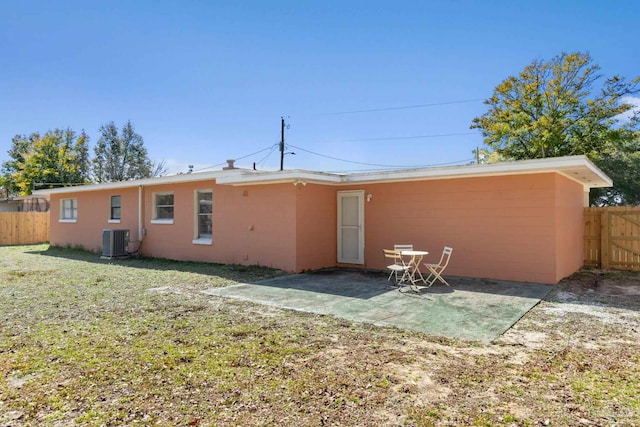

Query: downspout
[138,185,144,243]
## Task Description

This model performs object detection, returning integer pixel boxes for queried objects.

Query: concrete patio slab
[202,270,552,342]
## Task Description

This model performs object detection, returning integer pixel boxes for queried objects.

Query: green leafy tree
[92,120,165,182]
[471,52,639,204]
[1,129,90,195]
[591,136,640,205]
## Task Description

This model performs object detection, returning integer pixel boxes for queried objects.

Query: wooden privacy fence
[0,212,50,245]
[585,207,640,270]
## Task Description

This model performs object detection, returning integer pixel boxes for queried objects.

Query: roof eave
[32,155,612,195]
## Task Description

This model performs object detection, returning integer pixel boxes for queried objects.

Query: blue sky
[1,0,638,175]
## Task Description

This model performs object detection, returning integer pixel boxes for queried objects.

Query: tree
[471,52,640,205]
[590,136,640,205]
[1,129,91,195]
[92,120,162,182]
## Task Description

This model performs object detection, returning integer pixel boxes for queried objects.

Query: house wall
[294,184,337,271]
[130,181,301,271]
[48,171,587,283]
[140,181,215,262]
[209,182,298,271]
[356,173,575,284]
[49,180,301,272]
[553,175,585,281]
[49,187,141,253]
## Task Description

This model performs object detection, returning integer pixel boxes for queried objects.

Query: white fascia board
[344,155,612,189]
[215,169,344,185]
[32,155,612,196]
[32,170,229,196]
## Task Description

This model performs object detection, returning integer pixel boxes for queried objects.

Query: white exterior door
[337,190,364,264]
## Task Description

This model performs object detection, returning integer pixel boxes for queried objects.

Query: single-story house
[34,155,612,284]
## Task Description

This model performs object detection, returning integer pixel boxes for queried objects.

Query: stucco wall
[360,173,570,284]
[48,171,587,283]
[140,181,215,262]
[294,184,337,271]
[49,181,300,272]
[50,187,140,253]
[553,175,585,281]
[140,181,298,271]
[212,183,298,271]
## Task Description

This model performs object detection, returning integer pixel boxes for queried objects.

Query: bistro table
[400,250,429,289]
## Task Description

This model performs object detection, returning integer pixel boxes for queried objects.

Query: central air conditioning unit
[102,229,130,258]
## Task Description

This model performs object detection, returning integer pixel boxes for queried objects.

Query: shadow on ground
[26,246,285,283]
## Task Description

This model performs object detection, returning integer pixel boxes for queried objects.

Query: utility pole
[279,117,285,171]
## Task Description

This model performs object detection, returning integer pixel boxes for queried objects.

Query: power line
[344,132,478,142]
[321,98,484,115]
[256,144,279,168]
[288,143,473,169]
[235,145,277,162]
[192,145,276,172]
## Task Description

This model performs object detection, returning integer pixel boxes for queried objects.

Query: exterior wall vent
[102,229,129,258]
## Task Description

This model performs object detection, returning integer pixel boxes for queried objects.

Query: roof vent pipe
[223,159,236,170]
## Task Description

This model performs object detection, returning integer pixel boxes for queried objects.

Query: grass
[1,244,639,426]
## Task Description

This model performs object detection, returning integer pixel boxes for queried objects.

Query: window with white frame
[194,190,212,243]
[60,198,77,221]
[110,195,121,221]
[153,192,174,223]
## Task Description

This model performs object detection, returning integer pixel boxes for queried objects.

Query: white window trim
[192,237,212,245]
[151,218,174,225]
[193,189,213,244]
[110,195,122,221]
[153,191,174,222]
[59,198,78,222]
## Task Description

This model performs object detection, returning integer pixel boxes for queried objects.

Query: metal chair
[423,246,453,287]
[383,249,411,285]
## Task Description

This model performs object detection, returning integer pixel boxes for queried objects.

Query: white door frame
[337,190,365,264]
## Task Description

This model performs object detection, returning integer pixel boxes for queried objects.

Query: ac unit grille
[102,229,129,258]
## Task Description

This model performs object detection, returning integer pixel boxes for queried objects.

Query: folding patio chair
[383,249,411,285]
[394,244,413,252]
[423,246,453,287]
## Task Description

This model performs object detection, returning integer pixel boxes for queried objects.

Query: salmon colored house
[35,155,611,284]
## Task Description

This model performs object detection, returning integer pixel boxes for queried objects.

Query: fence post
[600,211,609,269]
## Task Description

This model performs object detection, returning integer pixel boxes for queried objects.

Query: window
[193,190,212,244]
[60,198,77,222]
[110,195,121,221]
[152,192,174,223]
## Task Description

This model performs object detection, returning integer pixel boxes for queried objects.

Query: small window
[60,198,77,221]
[194,190,212,243]
[110,195,121,220]
[152,192,174,223]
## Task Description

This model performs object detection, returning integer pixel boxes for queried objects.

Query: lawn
[1,245,639,426]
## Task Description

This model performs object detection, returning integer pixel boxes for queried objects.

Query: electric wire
[191,145,276,172]
[288,143,473,169]
[321,98,484,115]
[344,132,478,142]
[256,143,279,168]
[188,97,485,173]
